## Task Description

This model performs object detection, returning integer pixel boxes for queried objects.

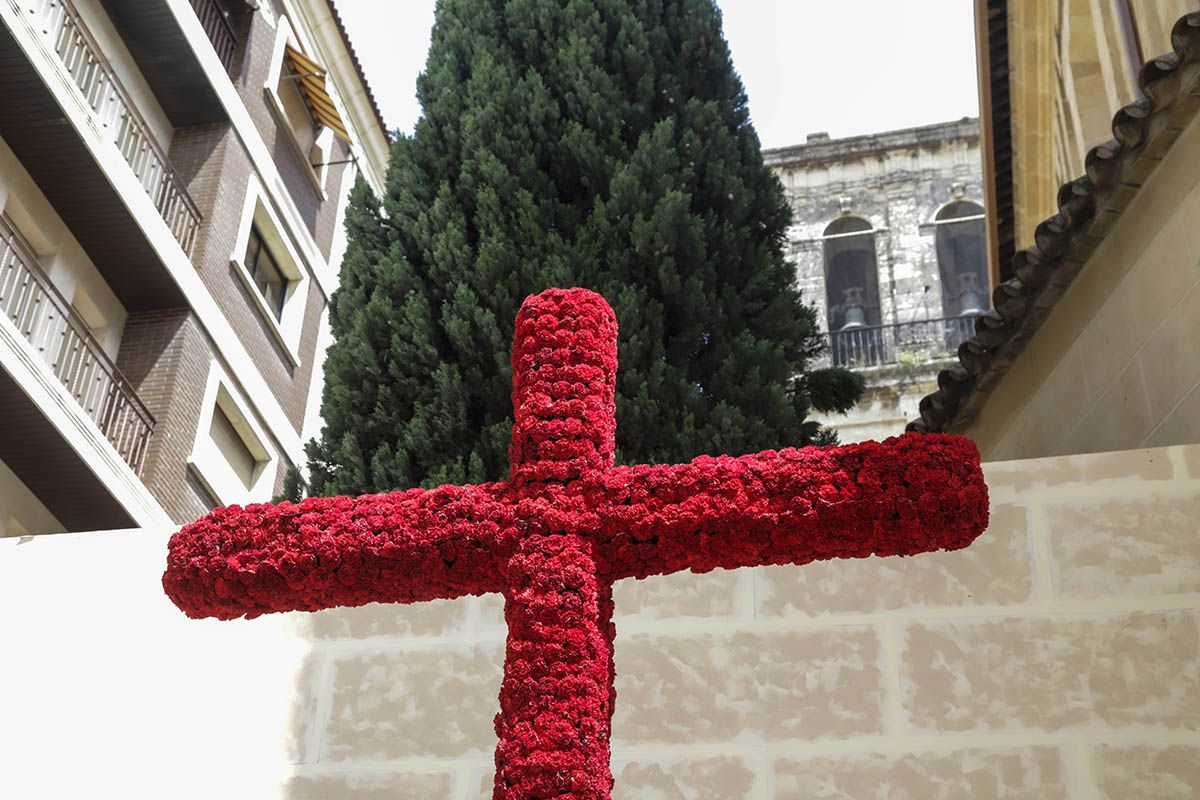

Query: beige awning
[282,45,352,144]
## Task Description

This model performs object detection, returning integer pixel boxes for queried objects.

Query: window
[265,20,352,194]
[209,399,260,490]
[244,224,289,320]
[276,56,318,156]
[823,215,883,367]
[823,216,882,330]
[188,366,275,505]
[935,201,989,317]
[230,182,307,365]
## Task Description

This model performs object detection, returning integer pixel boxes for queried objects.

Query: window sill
[230,257,302,368]
[187,453,272,508]
[263,86,329,201]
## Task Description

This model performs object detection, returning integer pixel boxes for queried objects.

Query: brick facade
[235,0,352,258]
[109,0,368,522]
[168,120,323,433]
[115,309,216,523]
[1,0,385,537]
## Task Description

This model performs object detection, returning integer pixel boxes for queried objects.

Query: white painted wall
[0,526,306,799]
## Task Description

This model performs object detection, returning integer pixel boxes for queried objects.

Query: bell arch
[934,200,988,317]
[822,216,881,331]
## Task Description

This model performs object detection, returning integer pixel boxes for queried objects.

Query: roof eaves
[323,0,388,139]
[908,11,1200,437]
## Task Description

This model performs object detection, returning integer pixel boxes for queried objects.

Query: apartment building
[0,0,389,536]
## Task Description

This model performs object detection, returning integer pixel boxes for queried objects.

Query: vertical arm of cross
[508,288,618,485]
[494,533,616,799]
[493,289,619,799]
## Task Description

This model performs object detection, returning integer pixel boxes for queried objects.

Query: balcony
[30,0,202,254]
[2,6,189,310]
[95,0,230,125]
[0,215,154,474]
[188,0,237,72]
[821,314,982,369]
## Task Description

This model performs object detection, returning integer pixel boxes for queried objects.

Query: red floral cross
[164,287,988,799]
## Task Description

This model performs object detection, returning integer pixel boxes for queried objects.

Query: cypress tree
[307,0,863,495]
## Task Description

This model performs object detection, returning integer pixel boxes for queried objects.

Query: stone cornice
[763,118,981,169]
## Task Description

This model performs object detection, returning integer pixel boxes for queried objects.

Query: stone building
[764,119,988,443]
[0,0,389,536]
[913,0,1200,459]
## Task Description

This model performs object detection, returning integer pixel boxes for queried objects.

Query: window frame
[230,178,308,367]
[244,222,289,320]
[187,362,277,507]
[262,17,331,198]
[821,215,883,331]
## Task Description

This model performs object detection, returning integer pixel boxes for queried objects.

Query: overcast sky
[337,0,980,148]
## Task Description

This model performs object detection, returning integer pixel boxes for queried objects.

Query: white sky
[338,0,980,148]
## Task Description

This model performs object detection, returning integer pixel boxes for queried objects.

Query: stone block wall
[275,444,1200,798]
[810,363,947,445]
[3,443,1199,799]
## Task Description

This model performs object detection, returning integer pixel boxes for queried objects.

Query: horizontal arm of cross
[590,433,988,580]
[163,482,517,620]
[164,434,986,621]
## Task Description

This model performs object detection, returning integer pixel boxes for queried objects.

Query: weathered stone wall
[4,443,1199,798]
[764,120,985,443]
[767,120,984,331]
[814,363,949,445]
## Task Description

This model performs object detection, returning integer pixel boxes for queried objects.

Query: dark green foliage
[272,465,307,504]
[803,368,867,416]
[307,0,862,495]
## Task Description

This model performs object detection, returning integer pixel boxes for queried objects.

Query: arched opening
[935,200,989,318]
[823,216,882,365]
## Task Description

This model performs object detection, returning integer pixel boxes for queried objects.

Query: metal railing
[0,215,155,474]
[189,0,238,72]
[821,313,982,369]
[30,0,202,255]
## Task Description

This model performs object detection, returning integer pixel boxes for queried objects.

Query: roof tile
[909,12,1200,436]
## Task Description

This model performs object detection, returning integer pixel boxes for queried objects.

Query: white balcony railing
[0,214,154,474]
[28,0,202,255]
